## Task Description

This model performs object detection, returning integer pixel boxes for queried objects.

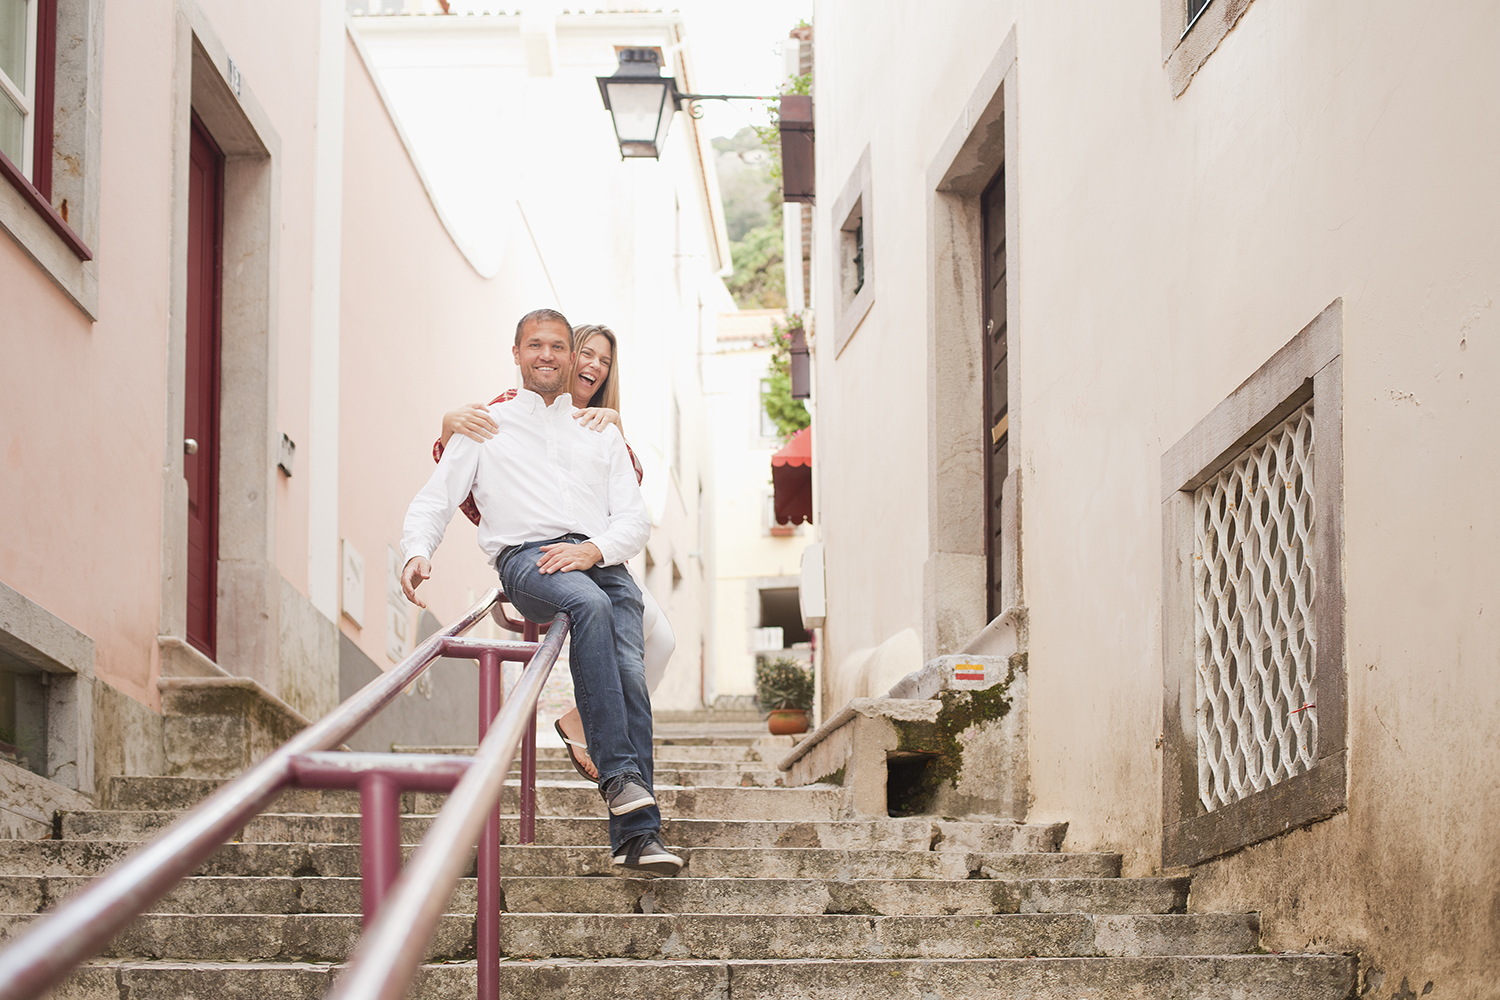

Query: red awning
[771,427,812,526]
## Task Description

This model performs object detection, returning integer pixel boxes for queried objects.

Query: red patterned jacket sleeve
[430,388,644,527]
[433,390,517,527]
[626,443,643,485]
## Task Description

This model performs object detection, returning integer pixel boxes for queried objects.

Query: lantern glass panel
[605,79,669,143]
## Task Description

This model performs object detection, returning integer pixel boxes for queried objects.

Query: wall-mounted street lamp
[596,48,776,160]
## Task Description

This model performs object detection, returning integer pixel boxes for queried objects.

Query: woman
[433,323,675,781]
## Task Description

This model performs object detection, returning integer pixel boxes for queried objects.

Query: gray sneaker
[612,832,684,877]
[600,773,655,816]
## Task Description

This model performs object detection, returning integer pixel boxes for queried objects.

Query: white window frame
[0,0,38,176]
[0,0,104,318]
[831,145,875,356]
[1161,0,1257,97]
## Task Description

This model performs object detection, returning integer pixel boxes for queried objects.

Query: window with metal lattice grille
[1159,300,1347,868]
[1193,402,1317,811]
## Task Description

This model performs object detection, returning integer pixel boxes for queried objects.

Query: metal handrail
[0,587,567,1000]
[328,611,570,1000]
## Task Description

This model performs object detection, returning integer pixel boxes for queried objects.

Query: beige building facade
[807,0,1498,991]
[704,309,813,710]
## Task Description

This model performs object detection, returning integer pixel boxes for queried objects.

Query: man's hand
[401,556,432,607]
[536,541,603,575]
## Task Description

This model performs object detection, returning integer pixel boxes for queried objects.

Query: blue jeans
[497,536,658,850]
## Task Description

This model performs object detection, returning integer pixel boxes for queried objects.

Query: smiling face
[512,319,574,402]
[572,333,614,407]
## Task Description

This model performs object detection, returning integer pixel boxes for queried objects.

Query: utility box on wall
[799,543,826,628]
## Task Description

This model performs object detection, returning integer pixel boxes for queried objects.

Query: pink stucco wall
[335,38,558,668]
[4,4,178,708]
[0,6,555,711]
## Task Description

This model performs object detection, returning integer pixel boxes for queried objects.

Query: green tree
[726,222,785,310]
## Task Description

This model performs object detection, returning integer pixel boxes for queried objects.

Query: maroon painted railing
[0,588,571,1000]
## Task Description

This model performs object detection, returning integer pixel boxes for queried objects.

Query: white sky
[672,0,814,140]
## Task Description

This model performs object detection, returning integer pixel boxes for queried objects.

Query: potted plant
[755,656,814,735]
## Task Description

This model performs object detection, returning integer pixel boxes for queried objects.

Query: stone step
[499,875,1189,918]
[0,912,473,963]
[397,742,780,763]
[51,955,1359,1000]
[654,736,794,750]
[101,775,807,816]
[0,875,429,916]
[0,910,1256,962]
[0,840,1119,881]
[103,769,790,814]
[0,874,1187,917]
[105,778,367,815]
[57,812,1066,852]
[485,911,1255,961]
[64,786,848,840]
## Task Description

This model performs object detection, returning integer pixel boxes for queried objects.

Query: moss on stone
[886,656,1020,812]
[814,766,846,786]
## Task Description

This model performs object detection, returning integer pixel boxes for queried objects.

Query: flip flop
[554,719,599,782]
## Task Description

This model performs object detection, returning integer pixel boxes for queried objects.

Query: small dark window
[852,219,865,294]
[1185,0,1211,32]
[0,656,49,780]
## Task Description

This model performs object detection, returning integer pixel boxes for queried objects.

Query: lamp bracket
[675,91,781,120]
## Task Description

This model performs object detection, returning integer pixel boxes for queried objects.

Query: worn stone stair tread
[63,783,852,833]
[0,873,1189,917]
[103,772,793,813]
[497,875,1191,916]
[57,811,1067,852]
[398,742,777,760]
[0,841,1121,880]
[0,875,471,916]
[54,954,1357,999]
[0,911,476,963]
[0,910,1258,962]
[487,911,1260,960]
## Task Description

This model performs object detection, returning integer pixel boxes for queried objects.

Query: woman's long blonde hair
[571,324,621,414]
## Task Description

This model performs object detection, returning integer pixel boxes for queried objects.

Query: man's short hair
[515,308,573,346]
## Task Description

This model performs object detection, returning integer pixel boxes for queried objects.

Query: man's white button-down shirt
[400,388,651,570]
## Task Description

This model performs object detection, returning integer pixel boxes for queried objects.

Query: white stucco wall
[810,0,1500,991]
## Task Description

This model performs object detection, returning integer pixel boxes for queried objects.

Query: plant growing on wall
[755,656,814,714]
[761,319,811,441]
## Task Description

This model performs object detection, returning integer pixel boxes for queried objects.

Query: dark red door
[185,114,224,659]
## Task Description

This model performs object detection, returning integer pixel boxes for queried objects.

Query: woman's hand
[573,407,621,432]
[440,404,499,448]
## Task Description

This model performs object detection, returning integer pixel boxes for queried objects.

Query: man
[399,308,681,876]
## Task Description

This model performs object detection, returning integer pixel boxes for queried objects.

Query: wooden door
[980,169,1008,621]
[185,114,224,658]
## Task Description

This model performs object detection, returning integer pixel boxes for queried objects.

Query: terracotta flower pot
[767,708,810,736]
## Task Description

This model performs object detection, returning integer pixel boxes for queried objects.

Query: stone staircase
[0,734,1355,998]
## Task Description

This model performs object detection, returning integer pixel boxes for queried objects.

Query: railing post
[520,620,540,845]
[476,649,503,1000]
[358,773,403,928]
